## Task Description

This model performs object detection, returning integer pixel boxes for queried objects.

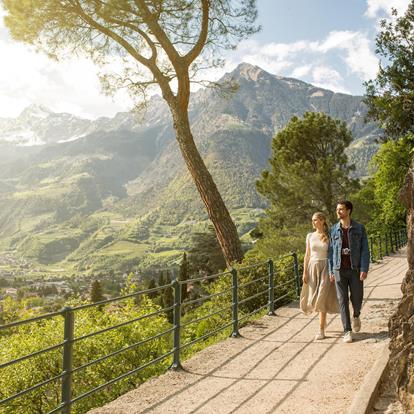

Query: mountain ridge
[0,63,380,275]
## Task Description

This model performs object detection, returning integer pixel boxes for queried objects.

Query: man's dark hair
[337,199,353,214]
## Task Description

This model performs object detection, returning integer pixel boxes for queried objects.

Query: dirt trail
[89,250,407,414]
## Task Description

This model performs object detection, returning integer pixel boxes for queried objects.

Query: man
[328,200,370,343]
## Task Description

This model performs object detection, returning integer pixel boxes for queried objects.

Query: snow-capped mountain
[0,104,93,146]
[0,98,172,147]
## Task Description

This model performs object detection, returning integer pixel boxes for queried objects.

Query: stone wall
[388,156,414,412]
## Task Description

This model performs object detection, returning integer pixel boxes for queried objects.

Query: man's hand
[360,271,367,281]
[329,274,335,283]
[302,273,308,284]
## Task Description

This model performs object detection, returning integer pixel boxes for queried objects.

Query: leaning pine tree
[2,1,260,265]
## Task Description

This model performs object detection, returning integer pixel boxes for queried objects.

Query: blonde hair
[313,212,329,244]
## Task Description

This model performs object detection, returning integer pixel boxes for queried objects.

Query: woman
[300,212,339,340]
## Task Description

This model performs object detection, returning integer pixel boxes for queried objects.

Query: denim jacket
[328,220,370,275]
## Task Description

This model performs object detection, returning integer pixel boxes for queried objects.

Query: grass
[98,241,148,256]
[12,186,68,199]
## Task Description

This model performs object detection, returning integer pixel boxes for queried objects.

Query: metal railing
[369,228,407,262]
[0,254,299,414]
[0,227,407,414]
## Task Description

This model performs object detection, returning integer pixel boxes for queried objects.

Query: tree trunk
[170,107,244,266]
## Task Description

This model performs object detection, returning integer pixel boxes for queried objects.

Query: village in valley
[0,252,135,318]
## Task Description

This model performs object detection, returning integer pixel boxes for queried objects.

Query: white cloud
[0,35,132,118]
[315,31,379,80]
[225,39,297,76]
[260,40,309,59]
[311,66,350,94]
[365,0,410,18]
[291,65,312,79]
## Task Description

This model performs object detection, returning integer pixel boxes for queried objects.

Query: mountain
[0,63,380,275]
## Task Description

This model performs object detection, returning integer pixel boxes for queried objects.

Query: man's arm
[328,229,334,280]
[360,224,370,279]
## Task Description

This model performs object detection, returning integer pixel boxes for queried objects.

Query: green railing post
[395,231,400,250]
[61,307,74,414]
[378,234,383,260]
[230,268,240,338]
[170,274,183,370]
[292,252,300,298]
[390,231,394,253]
[267,259,275,316]
[385,232,389,256]
[370,236,375,262]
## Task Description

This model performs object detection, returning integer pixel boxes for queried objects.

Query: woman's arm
[303,234,311,284]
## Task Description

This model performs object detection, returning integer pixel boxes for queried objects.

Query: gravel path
[89,250,407,414]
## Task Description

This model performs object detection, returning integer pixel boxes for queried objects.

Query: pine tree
[256,112,359,226]
[188,226,227,276]
[90,280,104,304]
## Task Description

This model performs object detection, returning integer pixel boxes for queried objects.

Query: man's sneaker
[353,317,361,333]
[315,330,325,340]
[343,331,353,343]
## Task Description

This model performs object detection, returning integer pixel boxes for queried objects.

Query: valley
[0,63,380,279]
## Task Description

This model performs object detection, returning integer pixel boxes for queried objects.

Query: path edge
[347,339,390,414]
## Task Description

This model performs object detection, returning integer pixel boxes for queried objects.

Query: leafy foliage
[353,135,413,231]
[3,0,258,99]
[362,3,414,231]
[0,297,171,414]
[364,3,414,138]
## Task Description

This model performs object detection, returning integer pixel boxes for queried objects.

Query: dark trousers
[334,268,363,332]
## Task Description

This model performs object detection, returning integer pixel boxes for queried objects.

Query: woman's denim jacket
[328,220,370,275]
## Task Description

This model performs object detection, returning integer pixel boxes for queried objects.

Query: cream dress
[300,232,339,314]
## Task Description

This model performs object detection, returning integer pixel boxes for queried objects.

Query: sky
[0,0,411,119]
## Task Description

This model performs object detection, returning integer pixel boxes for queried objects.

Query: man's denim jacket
[328,220,370,276]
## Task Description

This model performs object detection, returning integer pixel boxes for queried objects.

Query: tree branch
[93,10,158,63]
[69,0,175,102]
[133,0,182,66]
[70,0,150,66]
[185,0,209,65]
